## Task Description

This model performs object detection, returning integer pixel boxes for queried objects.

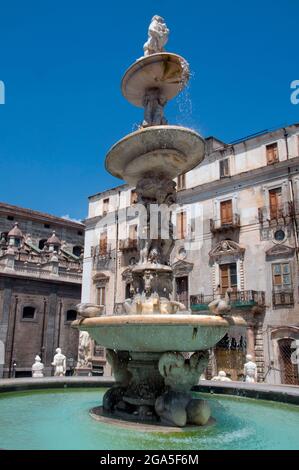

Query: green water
[0,388,299,450]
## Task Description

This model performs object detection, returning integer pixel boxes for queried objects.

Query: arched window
[72,245,83,257]
[66,309,77,322]
[38,239,47,250]
[22,306,36,319]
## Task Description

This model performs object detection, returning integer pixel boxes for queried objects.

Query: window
[99,231,108,255]
[177,173,186,191]
[266,143,279,164]
[44,224,50,229]
[94,341,105,357]
[176,211,187,239]
[269,187,282,219]
[272,263,292,291]
[220,263,237,293]
[22,306,35,319]
[38,239,47,250]
[77,230,83,236]
[220,200,233,225]
[103,198,109,215]
[72,245,82,257]
[130,190,138,205]
[7,215,14,221]
[219,159,230,178]
[97,286,106,306]
[66,309,77,322]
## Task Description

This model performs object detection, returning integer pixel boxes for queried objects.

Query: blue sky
[0,0,298,220]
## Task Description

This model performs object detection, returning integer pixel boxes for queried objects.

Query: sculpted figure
[158,350,209,392]
[77,331,92,368]
[142,88,167,127]
[244,354,258,383]
[208,287,232,316]
[32,355,44,378]
[156,351,211,427]
[143,15,169,56]
[76,302,104,320]
[211,370,232,382]
[51,348,66,377]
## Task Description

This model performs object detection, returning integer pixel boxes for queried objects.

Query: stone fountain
[73,16,246,429]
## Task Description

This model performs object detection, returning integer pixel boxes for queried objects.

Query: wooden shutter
[103,198,109,215]
[269,188,282,219]
[220,265,230,293]
[176,212,186,239]
[220,200,233,224]
[99,231,107,255]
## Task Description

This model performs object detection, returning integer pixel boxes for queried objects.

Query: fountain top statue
[143,15,169,56]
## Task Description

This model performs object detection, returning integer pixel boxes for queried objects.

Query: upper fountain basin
[73,314,246,352]
[105,125,205,186]
[122,53,189,107]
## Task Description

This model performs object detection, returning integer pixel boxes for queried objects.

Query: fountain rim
[121,52,190,107]
[72,314,247,328]
[104,124,206,182]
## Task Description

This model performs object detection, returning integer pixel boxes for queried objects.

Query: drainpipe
[113,191,121,311]
[56,300,63,348]
[9,295,18,378]
[284,128,299,262]
[40,297,47,361]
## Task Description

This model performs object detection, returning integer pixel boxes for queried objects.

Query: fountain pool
[0,388,299,450]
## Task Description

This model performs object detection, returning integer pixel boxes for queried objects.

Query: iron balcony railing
[258,201,295,224]
[272,289,294,308]
[119,238,138,251]
[210,214,240,233]
[190,290,265,311]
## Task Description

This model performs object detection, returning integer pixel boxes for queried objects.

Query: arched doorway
[278,338,299,385]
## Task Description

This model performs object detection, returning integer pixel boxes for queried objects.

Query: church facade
[0,203,84,377]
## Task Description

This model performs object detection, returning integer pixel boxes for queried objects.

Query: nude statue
[143,15,169,56]
[51,347,66,377]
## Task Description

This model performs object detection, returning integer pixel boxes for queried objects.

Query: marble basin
[73,314,246,352]
[121,53,189,107]
[105,125,205,185]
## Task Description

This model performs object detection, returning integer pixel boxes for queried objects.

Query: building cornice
[178,156,299,204]
[0,202,85,229]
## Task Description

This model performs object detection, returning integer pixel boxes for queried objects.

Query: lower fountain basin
[105,125,205,186]
[1,387,299,449]
[73,314,246,352]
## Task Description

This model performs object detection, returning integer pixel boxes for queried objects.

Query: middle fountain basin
[74,314,246,352]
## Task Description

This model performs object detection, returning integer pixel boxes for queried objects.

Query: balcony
[272,290,294,308]
[210,214,240,233]
[190,290,265,312]
[119,238,138,252]
[258,202,295,225]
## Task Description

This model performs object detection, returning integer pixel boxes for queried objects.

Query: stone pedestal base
[102,350,211,427]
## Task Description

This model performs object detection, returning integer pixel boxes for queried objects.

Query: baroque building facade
[82,123,299,385]
[0,202,84,377]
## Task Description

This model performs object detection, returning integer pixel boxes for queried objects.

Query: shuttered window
[176,211,187,239]
[266,143,279,164]
[220,200,233,224]
[220,159,230,178]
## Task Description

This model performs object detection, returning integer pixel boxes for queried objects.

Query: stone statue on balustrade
[244,354,257,383]
[51,347,66,377]
[32,355,44,378]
